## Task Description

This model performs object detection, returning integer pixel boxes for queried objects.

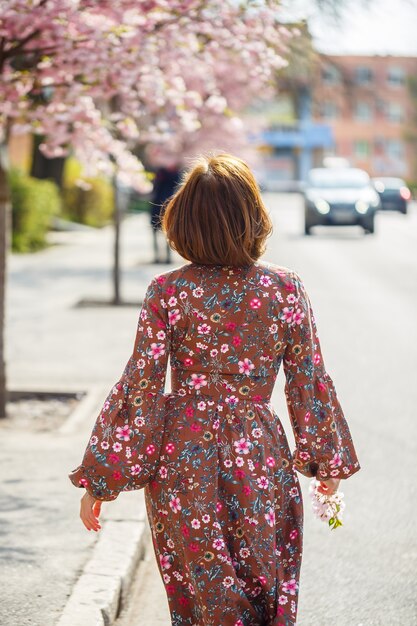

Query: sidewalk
[0,214,178,626]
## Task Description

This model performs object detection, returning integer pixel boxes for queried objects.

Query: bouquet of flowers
[309,478,345,530]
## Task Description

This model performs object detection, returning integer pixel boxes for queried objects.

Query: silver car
[304,168,381,235]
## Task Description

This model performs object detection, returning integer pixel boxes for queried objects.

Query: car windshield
[373,178,404,190]
[308,169,370,189]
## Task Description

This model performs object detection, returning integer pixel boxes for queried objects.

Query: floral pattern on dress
[69,261,360,626]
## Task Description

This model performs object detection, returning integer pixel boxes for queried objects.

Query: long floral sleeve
[282,271,361,481]
[69,276,170,501]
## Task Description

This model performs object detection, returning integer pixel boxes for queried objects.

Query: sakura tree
[0,0,291,416]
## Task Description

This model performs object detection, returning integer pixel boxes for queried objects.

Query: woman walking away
[69,154,361,626]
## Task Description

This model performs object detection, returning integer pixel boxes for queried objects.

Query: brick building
[312,54,417,181]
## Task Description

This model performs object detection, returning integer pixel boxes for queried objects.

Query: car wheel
[401,205,408,215]
[304,222,312,236]
[363,217,375,234]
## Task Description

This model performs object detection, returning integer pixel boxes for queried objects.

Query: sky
[282,0,417,56]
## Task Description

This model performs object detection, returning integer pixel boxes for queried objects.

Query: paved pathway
[0,213,178,626]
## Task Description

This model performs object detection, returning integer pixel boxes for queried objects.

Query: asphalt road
[115,194,417,626]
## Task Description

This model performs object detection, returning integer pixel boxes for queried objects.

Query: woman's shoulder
[254,261,300,284]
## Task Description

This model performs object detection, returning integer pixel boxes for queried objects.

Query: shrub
[9,169,61,252]
[62,158,114,227]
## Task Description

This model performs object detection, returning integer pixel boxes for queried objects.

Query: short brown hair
[161,153,272,266]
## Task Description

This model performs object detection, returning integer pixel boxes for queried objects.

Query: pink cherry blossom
[233,438,251,455]
[148,343,165,360]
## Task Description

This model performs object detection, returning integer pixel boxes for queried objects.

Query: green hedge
[62,158,114,227]
[9,169,61,252]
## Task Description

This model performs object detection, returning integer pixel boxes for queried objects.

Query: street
[114,193,417,626]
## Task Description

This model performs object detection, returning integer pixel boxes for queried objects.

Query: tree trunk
[0,144,10,418]
[30,134,65,189]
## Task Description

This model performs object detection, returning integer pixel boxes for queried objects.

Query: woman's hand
[80,491,102,532]
[317,477,340,496]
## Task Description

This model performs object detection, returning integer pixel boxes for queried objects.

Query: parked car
[372,177,411,214]
[303,168,380,235]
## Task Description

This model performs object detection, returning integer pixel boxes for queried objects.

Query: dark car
[372,177,411,214]
[303,168,380,235]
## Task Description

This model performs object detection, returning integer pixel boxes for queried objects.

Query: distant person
[150,165,181,263]
[70,153,361,626]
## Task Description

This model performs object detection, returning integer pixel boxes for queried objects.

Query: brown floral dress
[69,261,360,626]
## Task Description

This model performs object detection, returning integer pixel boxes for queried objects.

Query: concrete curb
[56,492,150,626]
[58,384,107,435]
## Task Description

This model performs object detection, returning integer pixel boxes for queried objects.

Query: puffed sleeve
[282,271,361,481]
[68,276,170,500]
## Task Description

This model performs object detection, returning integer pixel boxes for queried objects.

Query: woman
[70,154,361,626]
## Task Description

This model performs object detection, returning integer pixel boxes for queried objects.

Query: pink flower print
[317,381,327,393]
[278,595,288,605]
[287,293,297,304]
[189,373,207,389]
[216,501,223,513]
[146,444,156,455]
[225,395,239,408]
[220,343,229,353]
[269,323,278,334]
[232,335,242,347]
[183,358,194,367]
[169,496,182,513]
[90,435,98,446]
[222,576,234,588]
[305,411,311,422]
[250,297,261,309]
[202,514,210,523]
[197,323,211,334]
[191,518,200,529]
[165,442,175,454]
[258,575,267,586]
[234,469,245,480]
[289,486,299,498]
[292,308,305,325]
[168,296,177,306]
[235,620,245,626]
[238,358,255,375]
[79,477,89,488]
[210,348,218,357]
[168,309,181,326]
[192,287,204,297]
[256,476,269,489]
[179,290,187,299]
[136,358,145,369]
[265,509,275,527]
[112,470,123,481]
[282,579,298,595]
[166,285,175,295]
[299,450,311,461]
[159,466,168,478]
[130,464,141,475]
[234,438,251,455]
[289,529,299,540]
[190,422,202,432]
[235,457,244,467]
[243,485,252,495]
[185,406,194,417]
[160,554,172,570]
[259,275,272,286]
[213,538,225,550]
[226,322,237,331]
[281,307,294,323]
[108,453,120,464]
[266,456,276,467]
[116,425,132,441]
[112,441,122,452]
[148,343,166,360]
[314,353,322,365]
[156,330,166,340]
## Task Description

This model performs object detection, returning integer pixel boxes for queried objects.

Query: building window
[321,102,338,119]
[387,66,406,87]
[322,65,340,85]
[386,139,404,159]
[354,140,370,158]
[355,66,373,85]
[386,102,404,123]
[354,101,372,121]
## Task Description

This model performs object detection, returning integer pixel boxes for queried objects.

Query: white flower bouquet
[309,478,345,530]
